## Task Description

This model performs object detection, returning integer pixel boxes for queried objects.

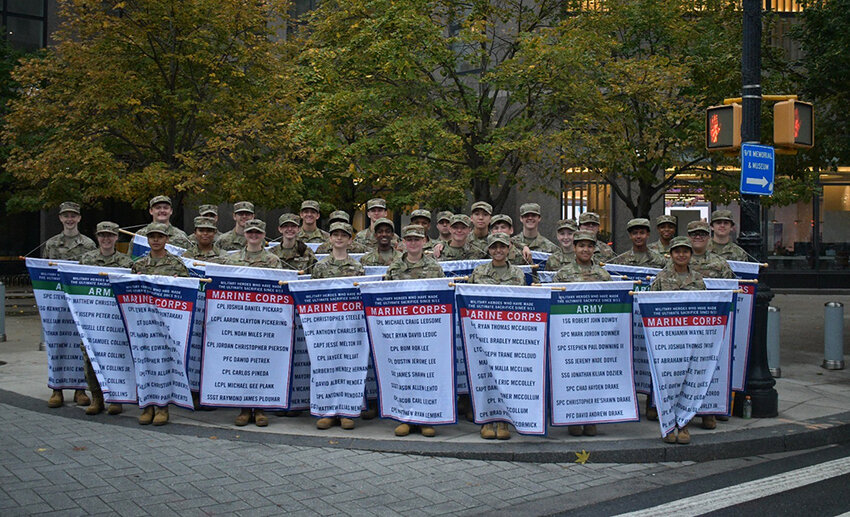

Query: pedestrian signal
[706,104,742,152]
[774,100,813,149]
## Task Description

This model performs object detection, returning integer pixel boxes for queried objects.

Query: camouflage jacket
[353,226,400,248]
[552,261,612,283]
[690,251,735,279]
[79,249,133,268]
[609,248,668,269]
[439,242,487,262]
[224,248,282,269]
[469,261,525,286]
[385,253,445,280]
[296,227,330,244]
[311,256,366,279]
[512,233,559,253]
[315,240,369,254]
[187,230,221,245]
[137,223,191,249]
[271,242,317,272]
[182,244,227,264]
[649,265,706,291]
[544,248,576,271]
[467,232,491,255]
[709,240,748,262]
[131,252,189,276]
[594,240,616,262]
[43,232,97,260]
[217,229,247,251]
[360,248,402,266]
[648,240,671,255]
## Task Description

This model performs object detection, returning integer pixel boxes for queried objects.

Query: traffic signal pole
[739,0,778,417]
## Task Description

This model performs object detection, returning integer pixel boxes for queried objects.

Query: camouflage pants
[79,344,101,397]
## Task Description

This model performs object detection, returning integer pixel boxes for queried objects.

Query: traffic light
[774,100,813,149]
[706,103,742,151]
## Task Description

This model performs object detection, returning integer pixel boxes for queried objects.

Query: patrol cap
[328,222,353,236]
[373,217,394,231]
[278,213,300,226]
[627,218,651,232]
[193,216,217,230]
[557,219,579,232]
[198,204,218,216]
[402,224,426,239]
[656,214,677,226]
[449,214,471,227]
[59,201,81,214]
[233,201,255,214]
[489,214,513,228]
[95,221,119,235]
[149,195,171,208]
[711,209,735,224]
[366,198,387,210]
[519,203,541,216]
[410,209,432,221]
[300,200,320,212]
[669,236,693,251]
[244,219,266,233]
[573,230,597,244]
[578,212,600,225]
[470,201,493,215]
[687,220,711,234]
[487,233,511,248]
[436,211,454,223]
[146,222,169,236]
[328,210,350,224]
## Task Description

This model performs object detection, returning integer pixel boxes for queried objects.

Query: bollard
[767,306,780,378]
[823,302,845,370]
[0,282,5,342]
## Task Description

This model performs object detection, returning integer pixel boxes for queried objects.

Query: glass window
[6,0,44,17]
[6,16,43,51]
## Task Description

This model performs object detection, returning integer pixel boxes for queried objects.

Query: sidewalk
[2,294,850,463]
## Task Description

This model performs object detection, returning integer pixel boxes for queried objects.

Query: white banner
[439,259,490,278]
[288,314,312,410]
[109,273,198,409]
[360,278,457,425]
[635,290,735,436]
[25,258,87,390]
[727,260,760,391]
[201,264,299,409]
[288,275,382,418]
[548,281,638,426]
[182,258,212,392]
[57,264,137,403]
[456,283,550,435]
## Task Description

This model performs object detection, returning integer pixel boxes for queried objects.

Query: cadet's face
[579,222,600,236]
[436,220,451,235]
[671,247,692,267]
[658,222,676,240]
[712,220,733,237]
[575,240,595,263]
[520,213,540,230]
[368,207,387,222]
[330,230,351,248]
[147,233,168,251]
[557,228,575,248]
[300,208,319,225]
[245,230,264,245]
[96,233,117,250]
[471,209,490,230]
[195,228,215,246]
[149,203,172,223]
[404,236,424,254]
[629,228,649,247]
[488,242,509,262]
[59,212,81,229]
[234,211,254,228]
[688,231,709,253]
[375,225,393,247]
[280,223,299,240]
[411,217,430,231]
[490,222,511,235]
[450,223,469,241]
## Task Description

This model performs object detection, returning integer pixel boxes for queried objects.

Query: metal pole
[767,306,780,377]
[737,0,778,418]
[823,302,845,370]
[0,282,6,342]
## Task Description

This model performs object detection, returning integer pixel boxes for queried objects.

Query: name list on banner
[456,283,550,435]
[109,273,199,409]
[201,264,299,409]
[635,290,734,435]
[439,260,488,394]
[603,264,661,395]
[360,278,457,425]
[58,264,137,403]
[25,258,87,390]
[182,258,210,392]
[288,275,383,418]
[288,314,312,410]
[703,279,743,413]
[727,260,760,391]
[548,281,638,426]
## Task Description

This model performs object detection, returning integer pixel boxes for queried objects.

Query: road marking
[615,456,850,516]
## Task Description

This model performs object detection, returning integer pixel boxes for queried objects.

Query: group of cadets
[42,196,751,443]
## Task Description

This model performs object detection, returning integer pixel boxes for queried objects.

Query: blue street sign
[740,143,775,196]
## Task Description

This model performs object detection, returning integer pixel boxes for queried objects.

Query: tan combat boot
[74,390,91,406]
[107,404,123,415]
[254,410,268,427]
[85,392,104,415]
[701,415,716,429]
[138,406,155,425]
[47,390,64,408]
[495,422,511,440]
[152,406,169,426]
[316,417,337,429]
[234,408,252,426]
[420,426,436,438]
[395,423,412,436]
[340,418,355,430]
[583,425,597,437]
[568,425,583,437]
[677,426,691,444]
[480,423,496,440]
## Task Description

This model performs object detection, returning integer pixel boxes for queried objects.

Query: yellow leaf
[574,450,590,464]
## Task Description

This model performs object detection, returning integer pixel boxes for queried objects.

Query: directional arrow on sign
[746,176,768,187]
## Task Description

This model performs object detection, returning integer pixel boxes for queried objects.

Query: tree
[4,0,301,213]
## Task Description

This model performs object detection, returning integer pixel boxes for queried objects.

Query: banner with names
[201,264,299,409]
[456,283,550,435]
[57,264,137,403]
[26,258,87,390]
[548,281,638,426]
[360,278,457,425]
[288,275,383,418]
[727,260,759,391]
[441,260,487,395]
[181,258,211,392]
[130,233,186,259]
[288,314,312,410]
[635,290,734,436]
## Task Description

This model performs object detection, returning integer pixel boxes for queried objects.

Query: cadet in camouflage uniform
[137,196,192,249]
[43,202,95,409]
[649,236,705,445]
[217,201,255,251]
[130,223,189,426]
[77,221,133,416]
[272,213,318,272]
[687,221,735,279]
[439,214,487,261]
[354,198,400,249]
[708,209,748,261]
[187,205,221,245]
[512,203,558,253]
[408,209,439,252]
[359,218,402,266]
[296,200,330,243]
[489,214,532,264]
[552,231,613,283]
[546,219,578,271]
[315,211,369,253]
[182,217,227,264]
[648,214,677,255]
[467,201,493,254]
[435,211,454,244]
[578,212,615,262]
[385,225,446,439]
[469,233,525,441]
[610,218,668,268]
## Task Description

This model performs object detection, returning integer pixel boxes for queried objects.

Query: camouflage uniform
[187,204,221,245]
[311,256,365,279]
[439,242,486,261]
[649,265,706,291]
[272,242,318,271]
[217,229,247,252]
[552,261,612,283]
[690,251,735,279]
[315,239,369,254]
[131,253,190,276]
[224,248,282,269]
[467,232,490,255]
[594,241,615,262]
[609,249,667,269]
[297,227,330,244]
[385,253,445,280]
[545,248,576,271]
[43,233,97,260]
[360,248,402,266]
[78,249,133,268]
[709,240,748,262]
[354,226,400,249]
[182,244,227,264]
[469,261,525,286]
[512,233,558,254]
[187,229,221,245]
[137,224,191,249]
[648,240,672,255]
